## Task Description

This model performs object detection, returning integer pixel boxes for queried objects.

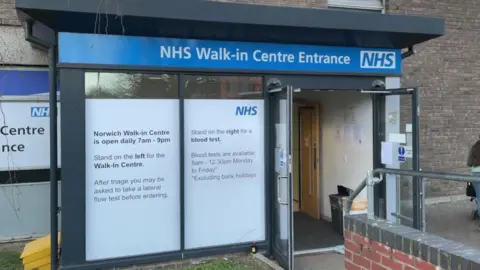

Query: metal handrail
[391,212,413,223]
[345,168,480,217]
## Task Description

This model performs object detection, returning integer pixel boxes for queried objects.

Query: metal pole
[390,212,413,223]
[371,94,381,218]
[179,75,185,257]
[411,88,422,230]
[345,178,367,215]
[367,171,375,219]
[373,168,480,183]
[422,178,426,232]
[49,45,58,270]
[346,168,480,214]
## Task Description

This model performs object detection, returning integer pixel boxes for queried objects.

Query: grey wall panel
[0,182,61,241]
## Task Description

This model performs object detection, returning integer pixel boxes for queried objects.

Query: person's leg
[472,173,480,216]
[475,183,480,212]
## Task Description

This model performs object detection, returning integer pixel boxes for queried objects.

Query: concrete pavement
[425,198,480,249]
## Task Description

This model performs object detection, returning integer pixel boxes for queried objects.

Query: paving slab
[294,252,344,270]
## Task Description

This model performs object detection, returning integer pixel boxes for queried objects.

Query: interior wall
[295,90,373,219]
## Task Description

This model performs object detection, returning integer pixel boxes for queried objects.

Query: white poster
[0,102,61,170]
[184,99,265,249]
[85,99,180,260]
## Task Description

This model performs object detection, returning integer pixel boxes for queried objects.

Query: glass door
[371,87,423,230]
[269,85,294,270]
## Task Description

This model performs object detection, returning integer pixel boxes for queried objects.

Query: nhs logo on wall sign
[31,107,49,117]
[236,106,258,116]
[58,33,402,75]
[360,51,396,69]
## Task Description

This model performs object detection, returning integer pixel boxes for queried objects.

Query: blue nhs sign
[360,51,396,69]
[58,33,402,75]
[236,106,258,116]
[31,106,49,117]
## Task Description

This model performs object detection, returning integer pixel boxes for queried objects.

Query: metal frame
[371,92,386,218]
[48,45,59,270]
[411,88,422,230]
[287,86,294,270]
[57,63,402,78]
[58,62,398,270]
[346,168,480,232]
[179,74,186,252]
[264,75,384,91]
[368,87,421,227]
[265,78,273,257]
[0,96,59,102]
[268,85,284,265]
[59,69,270,270]
[266,83,394,269]
[267,85,295,270]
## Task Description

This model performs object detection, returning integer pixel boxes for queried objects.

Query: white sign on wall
[0,102,61,171]
[184,99,265,249]
[85,99,180,261]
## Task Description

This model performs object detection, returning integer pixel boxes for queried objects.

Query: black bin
[329,185,353,237]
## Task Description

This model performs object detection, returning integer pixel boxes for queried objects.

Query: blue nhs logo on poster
[360,51,396,69]
[236,106,258,116]
[31,106,49,117]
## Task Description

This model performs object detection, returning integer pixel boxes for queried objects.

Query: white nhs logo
[31,106,49,117]
[360,51,396,69]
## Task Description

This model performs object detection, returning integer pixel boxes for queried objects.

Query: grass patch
[0,251,22,270]
[164,256,270,270]
[180,259,252,269]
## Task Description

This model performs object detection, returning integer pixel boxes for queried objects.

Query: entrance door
[269,85,294,270]
[299,107,319,219]
[371,87,423,230]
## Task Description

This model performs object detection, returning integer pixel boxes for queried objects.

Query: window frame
[328,0,385,13]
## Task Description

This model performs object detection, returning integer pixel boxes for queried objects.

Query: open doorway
[292,90,372,252]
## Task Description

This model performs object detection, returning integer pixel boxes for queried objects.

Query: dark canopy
[16,0,444,49]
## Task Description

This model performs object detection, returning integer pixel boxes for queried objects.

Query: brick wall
[345,230,436,270]
[345,214,480,270]
[0,0,20,26]
[387,0,477,197]
[0,0,47,65]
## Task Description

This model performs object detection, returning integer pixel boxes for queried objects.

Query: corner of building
[387,0,473,198]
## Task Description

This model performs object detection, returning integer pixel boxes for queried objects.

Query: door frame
[268,85,295,270]
[370,87,422,230]
[264,76,413,268]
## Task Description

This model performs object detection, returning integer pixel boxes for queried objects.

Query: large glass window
[85,73,178,99]
[184,75,263,99]
[183,75,266,249]
[83,72,266,255]
[84,72,180,260]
